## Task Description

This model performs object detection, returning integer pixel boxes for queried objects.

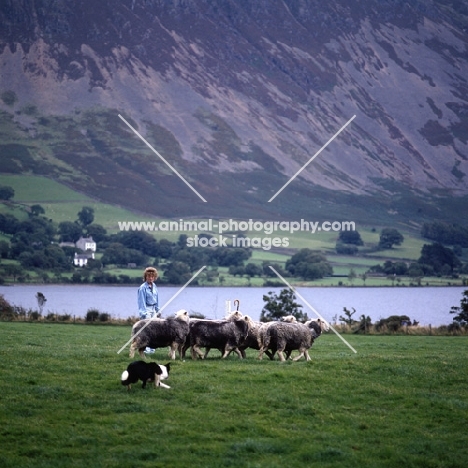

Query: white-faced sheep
[190,315,250,360]
[129,309,190,360]
[257,319,324,362]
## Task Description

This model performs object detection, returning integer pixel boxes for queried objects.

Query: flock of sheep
[128,302,330,362]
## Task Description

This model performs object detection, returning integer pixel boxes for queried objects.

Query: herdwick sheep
[257,320,319,362]
[181,310,245,359]
[305,318,330,337]
[129,309,190,360]
[239,316,291,360]
[248,315,298,360]
[238,315,262,357]
[190,316,250,360]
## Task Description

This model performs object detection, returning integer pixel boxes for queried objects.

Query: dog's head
[158,363,171,380]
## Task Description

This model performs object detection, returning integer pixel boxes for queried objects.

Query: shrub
[99,313,110,322]
[375,315,411,332]
[29,311,41,321]
[450,289,468,326]
[85,309,100,322]
[0,295,15,320]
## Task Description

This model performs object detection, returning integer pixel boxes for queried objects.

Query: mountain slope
[0,0,467,223]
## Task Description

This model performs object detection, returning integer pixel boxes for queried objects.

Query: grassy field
[1,323,467,467]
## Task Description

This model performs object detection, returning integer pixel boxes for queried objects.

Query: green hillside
[1,106,467,227]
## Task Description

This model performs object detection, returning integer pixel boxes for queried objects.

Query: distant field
[0,174,93,202]
[2,174,467,287]
[0,174,162,230]
[0,323,467,467]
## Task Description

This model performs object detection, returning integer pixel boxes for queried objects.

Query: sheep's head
[243,315,255,329]
[308,318,330,332]
[317,318,330,332]
[225,310,244,321]
[281,315,297,323]
[174,309,190,322]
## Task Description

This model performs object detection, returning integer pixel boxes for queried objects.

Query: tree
[0,213,19,234]
[379,228,404,249]
[244,263,262,277]
[77,206,95,227]
[101,243,148,266]
[4,264,22,282]
[112,231,158,256]
[418,243,461,274]
[450,290,468,326]
[163,261,193,284]
[85,224,108,243]
[30,204,45,217]
[338,230,363,246]
[228,265,245,276]
[351,314,373,334]
[0,240,9,259]
[212,247,251,267]
[158,239,174,259]
[0,185,15,201]
[340,307,357,325]
[348,268,357,285]
[335,242,358,255]
[58,221,83,243]
[286,248,333,280]
[0,294,15,319]
[36,292,47,315]
[421,221,468,247]
[260,288,308,322]
[86,308,100,322]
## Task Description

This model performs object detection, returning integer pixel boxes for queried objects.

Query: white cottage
[75,236,96,252]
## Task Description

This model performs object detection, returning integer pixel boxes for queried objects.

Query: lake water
[0,284,465,326]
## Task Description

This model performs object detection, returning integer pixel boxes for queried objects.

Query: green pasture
[0,323,467,468]
[0,174,161,232]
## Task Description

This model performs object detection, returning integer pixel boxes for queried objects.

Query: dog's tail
[121,370,129,385]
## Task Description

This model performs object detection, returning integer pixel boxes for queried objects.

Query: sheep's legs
[168,343,178,360]
[258,347,266,360]
[292,349,311,361]
[180,342,190,359]
[191,344,205,360]
[222,346,243,359]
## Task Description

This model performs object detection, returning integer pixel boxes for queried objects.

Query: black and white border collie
[121,361,171,390]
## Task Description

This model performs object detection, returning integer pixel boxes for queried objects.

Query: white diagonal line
[268,115,356,202]
[118,114,207,203]
[268,266,357,353]
[117,265,206,354]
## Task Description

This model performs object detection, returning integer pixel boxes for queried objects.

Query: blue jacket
[137,281,159,319]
